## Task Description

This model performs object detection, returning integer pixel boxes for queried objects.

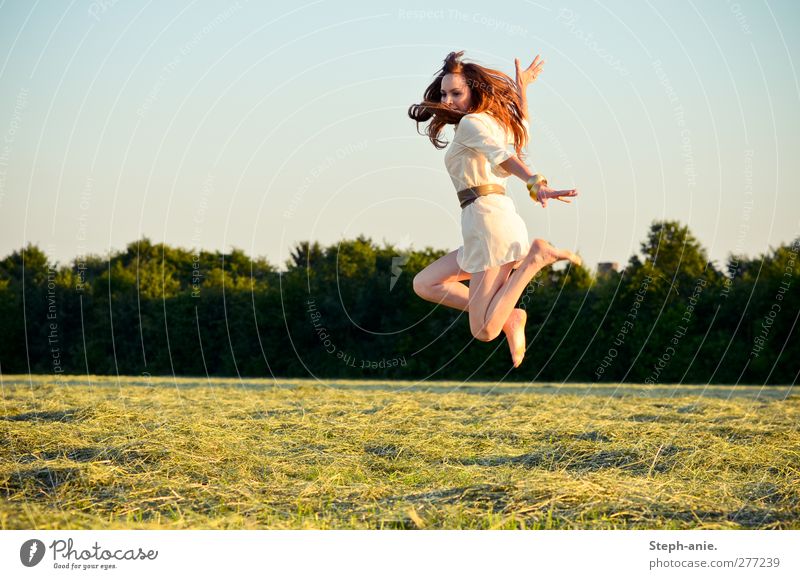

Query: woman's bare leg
[412,249,475,311]
[413,249,528,365]
[468,239,581,342]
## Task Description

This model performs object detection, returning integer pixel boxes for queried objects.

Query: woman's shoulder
[460,111,493,124]
[456,112,498,134]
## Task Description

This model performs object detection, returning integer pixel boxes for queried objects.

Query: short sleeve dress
[444,112,531,273]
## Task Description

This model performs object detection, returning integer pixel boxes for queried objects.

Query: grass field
[1,374,798,529]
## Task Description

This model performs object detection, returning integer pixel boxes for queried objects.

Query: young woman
[408,51,581,368]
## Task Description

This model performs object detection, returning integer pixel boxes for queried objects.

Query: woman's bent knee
[472,329,491,342]
[470,322,500,342]
[413,273,431,299]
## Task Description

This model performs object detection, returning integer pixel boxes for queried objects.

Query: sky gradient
[1,0,799,272]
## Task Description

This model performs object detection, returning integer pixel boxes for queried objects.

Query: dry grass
[1,374,798,529]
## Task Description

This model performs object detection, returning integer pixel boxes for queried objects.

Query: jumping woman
[408,50,581,368]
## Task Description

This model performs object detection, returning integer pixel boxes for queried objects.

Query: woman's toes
[505,308,527,368]
[559,249,582,266]
[512,348,525,368]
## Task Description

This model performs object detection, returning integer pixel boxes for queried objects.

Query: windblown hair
[407,50,528,158]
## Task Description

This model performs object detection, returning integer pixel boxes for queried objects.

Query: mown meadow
[1,375,798,529]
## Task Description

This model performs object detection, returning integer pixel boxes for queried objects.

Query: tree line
[0,220,797,384]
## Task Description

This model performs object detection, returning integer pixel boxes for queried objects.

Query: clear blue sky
[1,0,798,272]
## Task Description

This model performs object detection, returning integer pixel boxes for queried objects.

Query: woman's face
[440,73,471,113]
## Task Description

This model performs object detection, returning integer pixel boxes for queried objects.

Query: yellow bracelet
[527,174,548,203]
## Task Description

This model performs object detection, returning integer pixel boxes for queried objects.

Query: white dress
[444,112,531,273]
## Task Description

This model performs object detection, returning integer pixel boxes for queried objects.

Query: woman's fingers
[555,188,578,203]
[554,189,575,203]
[536,187,578,206]
[534,185,579,207]
[529,55,544,76]
[516,55,544,84]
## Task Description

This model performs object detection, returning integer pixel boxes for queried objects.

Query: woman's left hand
[515,54,544,90]
[535,185,578,208]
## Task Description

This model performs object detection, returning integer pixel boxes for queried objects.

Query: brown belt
[457,184,506,209]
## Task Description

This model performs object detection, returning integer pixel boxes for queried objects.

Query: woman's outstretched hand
[515,54,544,90]
[535,186,578,208]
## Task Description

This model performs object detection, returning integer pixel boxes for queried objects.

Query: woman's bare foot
[503,308,527,368]
[522,238,582,271]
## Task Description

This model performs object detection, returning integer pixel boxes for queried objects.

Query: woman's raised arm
[514,55,544,121]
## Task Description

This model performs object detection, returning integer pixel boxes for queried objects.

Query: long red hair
[408,50,528,159]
